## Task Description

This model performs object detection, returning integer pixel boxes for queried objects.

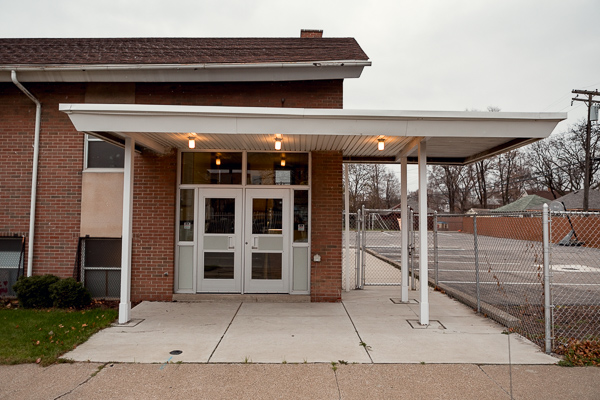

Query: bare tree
[429,165,474,212]
[526,119,600,197]
[474,160,492,208]
[494,150,530,205]
[346,164,371,211]
[345,164,402,211]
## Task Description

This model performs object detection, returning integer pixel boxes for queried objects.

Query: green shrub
[12,275,61,308]
[49,278,92,309]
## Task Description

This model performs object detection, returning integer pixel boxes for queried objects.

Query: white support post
[400,157,409,302]
[344,164,351,292]
[418,140,429,325]
[119,137,135,324]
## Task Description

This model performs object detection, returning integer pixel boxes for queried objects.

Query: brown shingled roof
[0,38,369,65]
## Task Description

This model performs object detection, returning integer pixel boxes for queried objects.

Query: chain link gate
[353,206,416,289]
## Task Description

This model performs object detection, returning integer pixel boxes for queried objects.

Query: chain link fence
[347,207,600,354]
[548,211,600,352]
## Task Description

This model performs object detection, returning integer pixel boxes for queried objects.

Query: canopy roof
[60,104,566,165]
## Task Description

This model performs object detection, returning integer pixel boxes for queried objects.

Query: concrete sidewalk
[3,287,600,400]
[2,363,600,400]
[63,287,555,364]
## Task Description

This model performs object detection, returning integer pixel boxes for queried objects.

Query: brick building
[0,31,564,324]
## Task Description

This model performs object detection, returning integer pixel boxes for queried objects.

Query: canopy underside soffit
[61,104,566,166]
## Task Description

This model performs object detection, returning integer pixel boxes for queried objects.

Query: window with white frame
[85,135,125,169]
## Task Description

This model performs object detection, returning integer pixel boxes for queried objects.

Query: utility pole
[572,89,600,211]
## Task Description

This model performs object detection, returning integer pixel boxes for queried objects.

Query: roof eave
[0,60,371,83]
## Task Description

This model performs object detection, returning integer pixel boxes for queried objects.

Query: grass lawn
[0,306,118,366]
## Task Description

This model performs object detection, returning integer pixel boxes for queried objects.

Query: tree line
[345,119,599,213]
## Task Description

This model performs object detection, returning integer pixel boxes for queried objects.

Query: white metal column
[344,164,351,292]
[418,141,429,325]
[119,137,135,324]
[400,157,409,302]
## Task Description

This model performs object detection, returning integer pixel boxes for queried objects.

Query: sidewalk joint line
[477,365,511,398]
[341,301,374,363]
[207,302,243,363]
[333,368,342,400]
[53,362,109,400]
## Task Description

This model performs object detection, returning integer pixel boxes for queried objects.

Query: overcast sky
[2,0,598,188]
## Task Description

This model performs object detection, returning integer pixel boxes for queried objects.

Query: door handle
[228,236,234,249]
[252,237,259,249]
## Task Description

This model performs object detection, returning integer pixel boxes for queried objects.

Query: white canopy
[60,103,565,164]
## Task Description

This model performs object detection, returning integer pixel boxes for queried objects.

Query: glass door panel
[197,189,242,292]
[244,189,290,293]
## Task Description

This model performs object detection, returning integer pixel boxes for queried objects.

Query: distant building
[492,194,552,212]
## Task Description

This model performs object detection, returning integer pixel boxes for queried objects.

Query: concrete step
[172,293,310,303]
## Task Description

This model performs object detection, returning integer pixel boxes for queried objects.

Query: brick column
[310,151,343,302]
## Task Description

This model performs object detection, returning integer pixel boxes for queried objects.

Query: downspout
[11,71,41,277]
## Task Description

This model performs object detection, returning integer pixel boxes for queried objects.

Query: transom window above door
[180,151,308,186]
[247,153,308,185]
[181,152,243,185]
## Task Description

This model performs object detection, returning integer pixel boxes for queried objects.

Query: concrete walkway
[63,287,555,364]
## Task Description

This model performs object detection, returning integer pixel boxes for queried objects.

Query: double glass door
[197,188,290,293]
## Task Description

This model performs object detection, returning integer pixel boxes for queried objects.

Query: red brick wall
[461,214,600,249]
[462,215,543,242]
[551,215,600,248]
[135,80,343,108]
[311,151,343,302]
[130,150,177,302]
[0,84,39,237]
[437,216,464,231]
[0,83,86,276]
[2,79,345,301]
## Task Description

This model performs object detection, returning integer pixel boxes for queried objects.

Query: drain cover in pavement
[407,319,446,329]
[170,350,183,355]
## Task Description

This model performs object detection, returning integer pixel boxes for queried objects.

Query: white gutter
[11,70,41,277]
[0,60,371,72]
[0,60,371,83]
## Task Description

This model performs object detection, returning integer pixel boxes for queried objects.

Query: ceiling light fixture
[275,134,283,151]
[378,137,385,151]
[281,158,286,167]
[216,157,221,166]
[188,134,196,149]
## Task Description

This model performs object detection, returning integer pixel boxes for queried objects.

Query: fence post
[543,204,552,354]
[434,211,439,286]
[474,215,481,313]
[355,208,361,289]
[410,209,416,290]
[361,205,366,289]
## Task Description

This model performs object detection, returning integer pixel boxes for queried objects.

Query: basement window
[82,238,121,298]
[0,237,25,297]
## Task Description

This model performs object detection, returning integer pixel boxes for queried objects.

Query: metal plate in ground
[407,319,446,330]
[390,298,419,304]
[551,264,591,272]
[113,318,145,327]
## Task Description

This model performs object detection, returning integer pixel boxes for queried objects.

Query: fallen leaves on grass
[559,340,600,367]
